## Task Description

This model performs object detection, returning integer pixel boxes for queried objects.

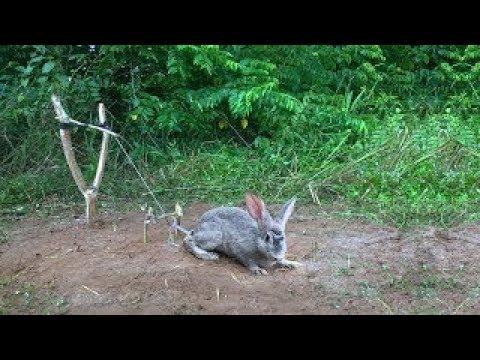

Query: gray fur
[183,195,301,275]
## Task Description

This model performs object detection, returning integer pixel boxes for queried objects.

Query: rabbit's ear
[245,192,265,221]
[277,197,296,227]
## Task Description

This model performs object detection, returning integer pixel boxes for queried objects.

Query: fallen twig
[82,285,100,296]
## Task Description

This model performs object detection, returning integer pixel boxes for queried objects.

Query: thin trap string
[112,136,191,236]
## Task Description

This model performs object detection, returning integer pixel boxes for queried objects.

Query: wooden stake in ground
[144,207,154,243]
[51,94,111,225]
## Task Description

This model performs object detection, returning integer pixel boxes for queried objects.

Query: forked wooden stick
[51,94,111,225]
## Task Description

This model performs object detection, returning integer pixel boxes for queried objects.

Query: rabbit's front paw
[254,268,269,275]
[249,266,269,275]
[276,259,302,269]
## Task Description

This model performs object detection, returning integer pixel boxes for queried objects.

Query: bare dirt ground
[2,202,480,315]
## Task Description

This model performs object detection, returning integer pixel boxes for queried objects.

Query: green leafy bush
[2,45,480,227]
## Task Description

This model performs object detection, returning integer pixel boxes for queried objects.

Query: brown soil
[1,203,480,315]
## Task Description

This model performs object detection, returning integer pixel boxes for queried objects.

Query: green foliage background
[1,45,480,227]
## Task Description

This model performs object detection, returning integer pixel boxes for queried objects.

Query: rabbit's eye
[265,234,272,242]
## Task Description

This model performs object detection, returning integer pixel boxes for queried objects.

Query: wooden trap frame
[51,94,186,242]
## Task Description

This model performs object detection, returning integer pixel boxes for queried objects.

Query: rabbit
[183,192,301,275]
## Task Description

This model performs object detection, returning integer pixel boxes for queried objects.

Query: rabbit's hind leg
[184,231,222,261]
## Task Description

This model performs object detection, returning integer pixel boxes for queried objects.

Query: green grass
[0,278,68,315]
[0,232,7,245]
[2,110,480,229]
[349,264,480,315]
